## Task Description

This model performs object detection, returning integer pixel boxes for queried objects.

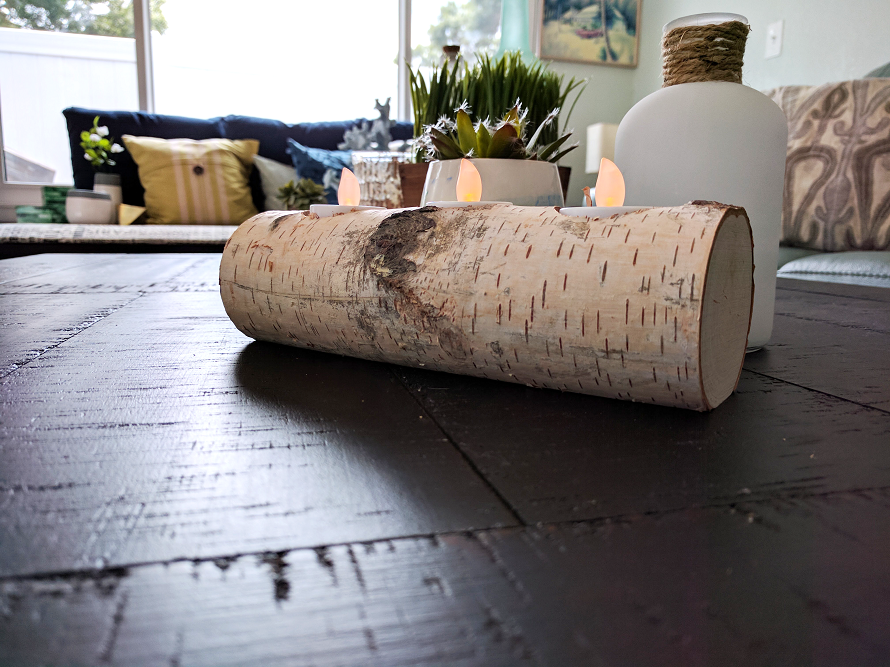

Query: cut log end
[699,212,754,409]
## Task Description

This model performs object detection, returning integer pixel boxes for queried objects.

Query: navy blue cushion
[286,139,352,204]
[220,116,414,160]
[391,120,414,141]
[63,107,224,207]
[222,116,411,208]
[221,117,362,161]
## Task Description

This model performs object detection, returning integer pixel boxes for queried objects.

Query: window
[0,2,141,184]
[149,1,399,123]
[411,0,501,69]
[0,0,509,194]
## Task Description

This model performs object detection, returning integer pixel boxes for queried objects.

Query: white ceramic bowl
[421,159,564,207]
[66,189,115,224]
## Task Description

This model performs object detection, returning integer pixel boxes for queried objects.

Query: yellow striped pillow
[122,136,259,225]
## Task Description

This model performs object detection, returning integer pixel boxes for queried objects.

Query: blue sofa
[63,107,413,214]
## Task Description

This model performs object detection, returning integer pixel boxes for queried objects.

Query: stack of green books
[15,186,70,223]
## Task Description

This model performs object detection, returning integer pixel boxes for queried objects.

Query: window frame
[0,0,413,214]
[0,0,539,217]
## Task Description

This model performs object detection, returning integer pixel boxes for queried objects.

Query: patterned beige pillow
[765,80,890,251]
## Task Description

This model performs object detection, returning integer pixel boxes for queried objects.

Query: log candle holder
[220,203,753,411]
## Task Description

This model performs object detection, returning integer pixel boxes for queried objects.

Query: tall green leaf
[475,122,492,158]
[456,109,477,155]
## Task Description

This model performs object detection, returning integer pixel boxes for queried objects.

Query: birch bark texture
[219,203,753,411]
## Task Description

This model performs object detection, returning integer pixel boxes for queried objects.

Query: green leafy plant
[408,51,586,160]
[278,178,327,210]
[79,116,124,171]
[419,103,578,163]
[409,56,466,146]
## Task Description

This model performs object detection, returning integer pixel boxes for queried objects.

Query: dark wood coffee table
[1,253,888,666]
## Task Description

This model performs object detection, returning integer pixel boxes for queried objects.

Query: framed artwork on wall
[539,0,642,68]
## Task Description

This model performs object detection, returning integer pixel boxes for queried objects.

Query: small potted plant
[418,102,579,206]
[277,178,327,210]
[79,116,125,221]
[404,51,586,205]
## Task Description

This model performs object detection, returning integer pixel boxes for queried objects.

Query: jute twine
[662,20,750,87]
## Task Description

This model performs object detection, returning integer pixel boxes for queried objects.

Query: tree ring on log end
[699,211,754,409]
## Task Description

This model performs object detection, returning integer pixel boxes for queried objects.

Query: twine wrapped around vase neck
[662,20,750,87]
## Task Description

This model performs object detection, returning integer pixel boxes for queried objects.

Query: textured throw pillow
[286,139,351,204]
[253,155,297,211]
[765,79,890,251]
[63,107,225,206]
[122,136,259,224]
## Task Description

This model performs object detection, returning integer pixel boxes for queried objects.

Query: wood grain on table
[1,254,888,667]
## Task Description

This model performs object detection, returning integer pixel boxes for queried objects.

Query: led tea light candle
[310,168,385,218]
[426,159,509,209]
[559,159,649,218]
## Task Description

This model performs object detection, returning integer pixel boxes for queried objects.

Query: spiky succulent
[408,51,587,157]
[418,102,578,163]
[277,178,327,210]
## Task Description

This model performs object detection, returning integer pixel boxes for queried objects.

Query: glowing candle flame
[455,158,482,202]
[594,158,625,207]
[338,167,361,206]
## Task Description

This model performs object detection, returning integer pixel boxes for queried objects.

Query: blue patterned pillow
[286,138,351,204]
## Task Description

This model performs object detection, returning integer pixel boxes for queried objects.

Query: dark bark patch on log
[362,207,472,360]
[437,329,469,359]
[364,208,437,278]
[353,308,378,341]
[555,216,591,240]
[269,214,292,232]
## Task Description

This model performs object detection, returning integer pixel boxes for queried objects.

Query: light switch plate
[765,20,784,59]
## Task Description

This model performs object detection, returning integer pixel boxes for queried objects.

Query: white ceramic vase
[93,173,122,224]
[614,14,787,350]
[421,159,564,207]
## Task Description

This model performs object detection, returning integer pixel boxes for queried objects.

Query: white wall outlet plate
[765,20,784,59]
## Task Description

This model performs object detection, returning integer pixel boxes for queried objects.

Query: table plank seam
[0,292,145,380]
[0,255,219,296]
[743,368,890,415]
[162,254,221,287]
[6,484,886,584]
[777,283,890,304]
[0,255,112,286]
[773,311,890,334]
[390,367,527,528]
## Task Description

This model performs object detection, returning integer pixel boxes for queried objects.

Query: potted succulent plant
[419,102,578,205]
[403,51,586,206]
[277,178,327,210]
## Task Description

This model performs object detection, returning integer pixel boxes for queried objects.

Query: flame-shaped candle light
[310,167,385,218]
[559,158,649,218]
[456,158,482,202]
[427,158,509,209]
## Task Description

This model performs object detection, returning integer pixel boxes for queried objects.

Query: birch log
[219,203,753,410]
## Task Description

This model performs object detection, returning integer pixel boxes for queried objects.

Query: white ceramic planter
[421,158,564,207]
[66,189,115,224]
[93,173,122,223]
